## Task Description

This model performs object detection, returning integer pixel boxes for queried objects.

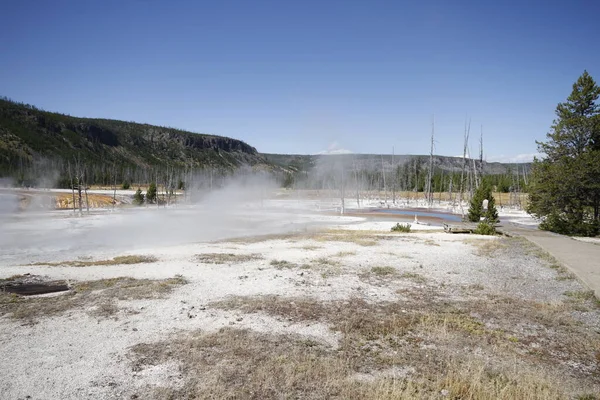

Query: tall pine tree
[527,71,600,236]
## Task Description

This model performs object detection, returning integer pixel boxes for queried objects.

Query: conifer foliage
[527,71,600,236]
[468,183,499,224]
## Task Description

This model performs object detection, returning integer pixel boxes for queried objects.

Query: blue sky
[1,0,599,161]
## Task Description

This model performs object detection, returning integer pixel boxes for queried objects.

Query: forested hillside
[0,97,530,192]
[0,98,272,186]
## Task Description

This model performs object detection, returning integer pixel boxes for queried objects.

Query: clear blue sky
[1,0,599,161]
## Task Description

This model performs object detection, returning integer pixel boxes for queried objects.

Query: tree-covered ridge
[0,97,271,184]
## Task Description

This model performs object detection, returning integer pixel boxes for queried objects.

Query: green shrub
[121,181,131,190]
[468,183,499,224]
[146,182,157,204]
[391,223,411,233]
[132,188,144,205]
[474,222,496,235]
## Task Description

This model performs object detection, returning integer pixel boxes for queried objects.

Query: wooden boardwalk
[443,222,479,233]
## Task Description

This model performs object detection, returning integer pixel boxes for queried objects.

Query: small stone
[132,328,138,332]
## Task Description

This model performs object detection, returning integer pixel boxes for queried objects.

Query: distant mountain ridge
[0,98,529,186]
[263,153,530,175]
[0,98,271,177]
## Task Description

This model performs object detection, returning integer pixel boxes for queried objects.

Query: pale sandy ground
[1,198,597,399]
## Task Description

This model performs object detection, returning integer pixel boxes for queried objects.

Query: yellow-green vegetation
[422,239,440,246]
[370,266,397,276]
[151,292,600,399]
[564,290,600,308]
[464,238,507,256]
[270,259,297,269]
[334,251,356,257]
[0,275,187,321]
[399,272,427,283]
[313,229,381,247]
[130,327,571,400]
[30,255,158,267]
[391,223,411,233]
[194,253,263,264]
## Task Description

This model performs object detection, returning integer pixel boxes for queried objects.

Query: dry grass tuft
[269,259,298,269]
[370,266,397,276]
[297,244,323,251]
[0,275,187,321]
[211,292,600,393]
[399,272,427,283]
[464,238,507,256]
[313,229,381,247]
[514,238,576,280]
[194,253,263,264]
[334,251,357,258]
[30,255,158,267]
[422,239,441,247]
[130,295,587,400]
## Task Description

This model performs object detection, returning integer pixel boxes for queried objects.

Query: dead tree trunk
[458,119,470,216]
[68,162,76,214]
[426,116,435,207]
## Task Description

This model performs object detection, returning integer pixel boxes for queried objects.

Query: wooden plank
[443,222,478,233]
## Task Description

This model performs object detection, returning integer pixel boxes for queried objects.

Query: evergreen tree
[132,188,144,205]
[484,192,499,224]
[527,71,600,236]
[146,182,157,204]
[467,187,484,222]
[467,183,499,223]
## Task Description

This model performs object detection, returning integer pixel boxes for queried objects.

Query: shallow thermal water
[370,209,462,222]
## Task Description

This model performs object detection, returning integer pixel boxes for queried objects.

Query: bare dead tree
[83,165,90,214]
[112,163,117,209]
[425,116,435,207]
[68,161,76,214]
[381,154,387,205]
[391,147,396,204]
[479,125,484,186]
[458,119,471,216]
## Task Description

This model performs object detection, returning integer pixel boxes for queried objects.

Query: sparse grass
[423,239,440,246]
[0,274,27,283]
[0,275,187,321]
[313,257,340,266]
[334,251,356,257]
[564,290,599,307]
[307,257,342,278]
[164,293,597,399]
[30,255,158,267]
[218,233,300,244]
[464,238,507,256]
[507,238,576,281]
[399,272,427,283]
[466,283,485,291]
[297,244,322,251]
[130,327,570,400]
[313,229,381,247]
[370,266,397,276]
[270,259,297,269]
[194,253,264,264]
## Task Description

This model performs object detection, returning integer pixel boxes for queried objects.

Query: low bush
[391,223,411,233]
[474,222,496,235]
[132,188,144,205]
